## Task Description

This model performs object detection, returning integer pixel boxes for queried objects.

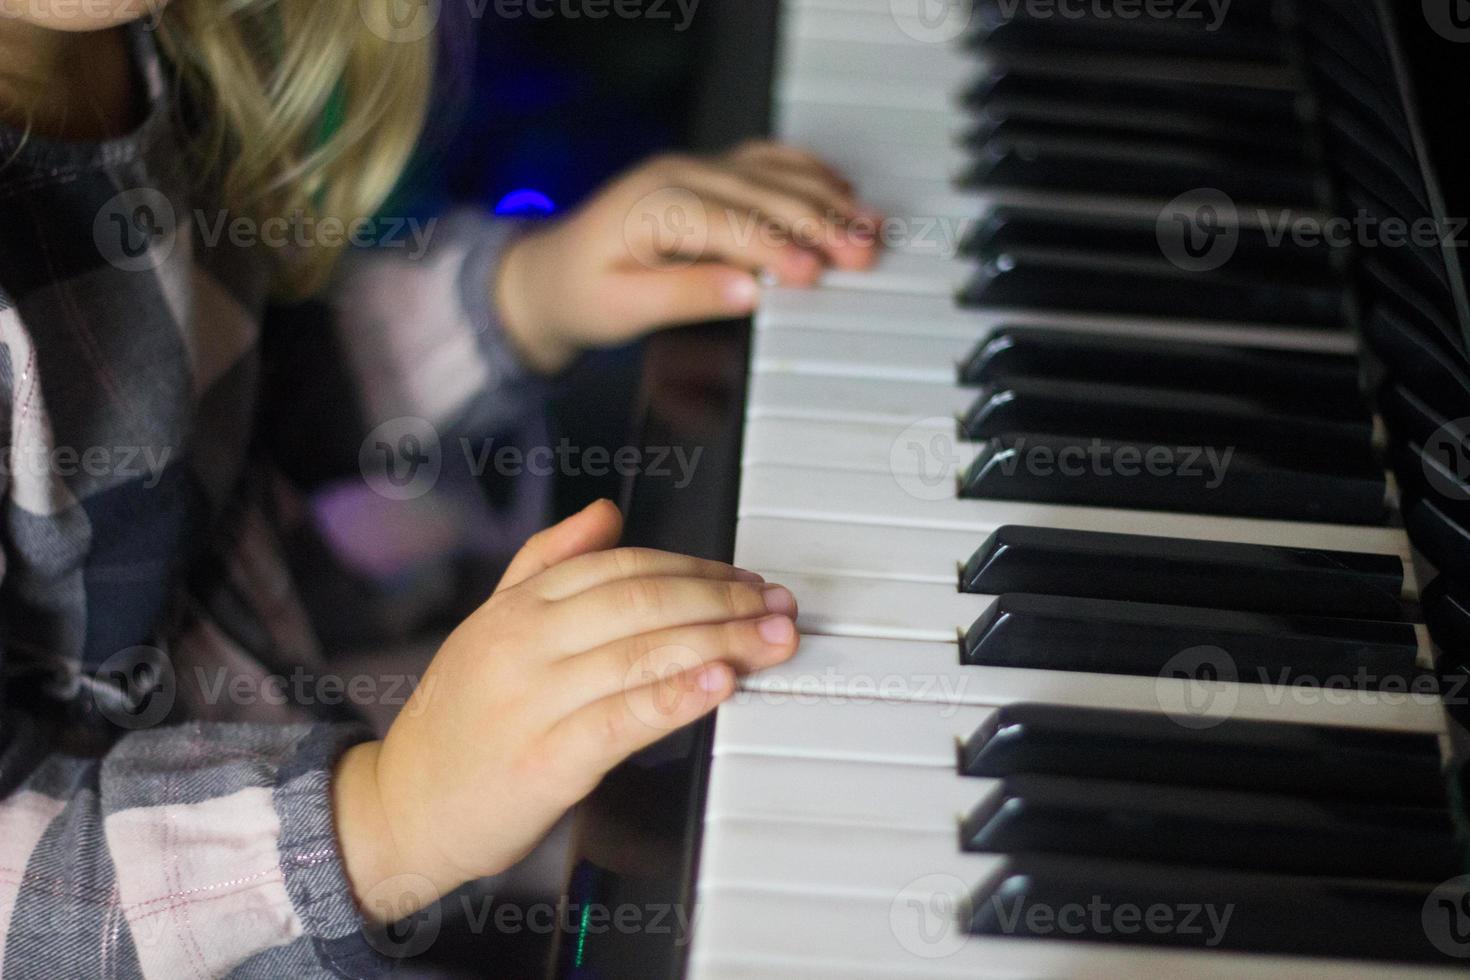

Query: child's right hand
[331,499,798,918]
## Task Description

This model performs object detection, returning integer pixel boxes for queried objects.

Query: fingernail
[697,664,732,693]
[762,585,797,616]
[734,569,766,583]
[757,614,795,644]
[726,274,759,310]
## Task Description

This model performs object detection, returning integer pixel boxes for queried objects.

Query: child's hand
[331,500,799,917]
[496,141,880,373]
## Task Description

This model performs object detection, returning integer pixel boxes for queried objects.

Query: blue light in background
[494,189,557,217]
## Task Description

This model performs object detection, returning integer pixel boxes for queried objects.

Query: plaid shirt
[0,26,545,978]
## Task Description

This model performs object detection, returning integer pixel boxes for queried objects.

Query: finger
[544,661,736,777]
[682,167,874,271]
[728,141,854,192]
[496,499,623,594]
[730,160,858,223]
[596,265,761,334]
[553,616,798,711]
[543,576,798,655]
[531,548,764,601]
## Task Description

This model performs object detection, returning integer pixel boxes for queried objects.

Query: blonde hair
[157,0,435,297]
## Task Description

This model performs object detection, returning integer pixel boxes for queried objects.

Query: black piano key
[960,208,1341,282]
[961,775,1461,881]
[1425,577,1470,730]
[969,2,1286,64]
[1362,306,1470,426]
[960,328,1364,417]
[960,525,1405,620]
[961,132,1319,207]
[960,703,1448,806]
[959,433,1389,525]
[960,593,1423,689]
[964,68,1302,126]
[958,378,1375,464]
[1404,496,1470,582]
[958,249,1345,327]
[966,100,1307,163]
[968,854,1467,963]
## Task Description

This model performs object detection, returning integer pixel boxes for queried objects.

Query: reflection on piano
[559,0,1470,975]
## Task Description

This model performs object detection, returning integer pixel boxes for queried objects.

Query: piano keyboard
[685,0,1470,976]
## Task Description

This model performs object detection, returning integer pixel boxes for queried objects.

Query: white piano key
[688,889,1462,980]
[731,514,1420,593]
[747,370,968,421]
[756,286,1361,354]
[712,695,994,766]
[820,248,972,294]
[737,633,1446,732]
[700,819,998,897]
[704,755,981,828]
[754,323,1362,378]
[778,34,978,87]
[737,462,1413,555]
[751,570,1436,674]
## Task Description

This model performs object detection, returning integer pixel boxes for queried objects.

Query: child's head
[1,1,437,297]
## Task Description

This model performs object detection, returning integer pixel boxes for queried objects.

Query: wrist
[331,740,426,925]
[496,228,579,375]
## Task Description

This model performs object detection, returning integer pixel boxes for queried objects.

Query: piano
[556,0,1470,975]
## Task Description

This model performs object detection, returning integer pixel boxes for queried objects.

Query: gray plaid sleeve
[324,209,550,438]
[0,714,387,978]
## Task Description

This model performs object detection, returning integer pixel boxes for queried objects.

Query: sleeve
[0,685,390,978]
[259,208,552,489]
[0,299,390,978]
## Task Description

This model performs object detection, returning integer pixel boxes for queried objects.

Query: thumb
[497,499,624,593]
[604,265,760,336]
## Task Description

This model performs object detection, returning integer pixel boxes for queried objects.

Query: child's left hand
[494,141,880,373]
